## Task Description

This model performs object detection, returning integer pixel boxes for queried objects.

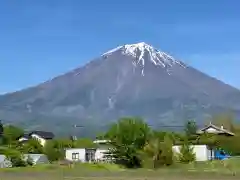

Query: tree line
[99,115,240,168]
[0,113,240,168]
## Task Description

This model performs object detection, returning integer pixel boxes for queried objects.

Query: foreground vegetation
[1,160,240,180]
[1,113,240,179]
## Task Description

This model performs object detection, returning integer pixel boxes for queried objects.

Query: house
[29,131,54,146]
[65,139,113,162]
[196,122,235,136]
[93,139,113,162]
[18,131,54,146]
[173,145,213,161]
[18,133,31,143]
[0,155,12,168]
[65,148,96,162]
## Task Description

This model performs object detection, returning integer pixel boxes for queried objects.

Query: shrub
[178,140,196,163]
[158,135,174,166]
[26,156,34,166]
[143,135,174,169]
[44,140,64,163]
[4,149,27,167]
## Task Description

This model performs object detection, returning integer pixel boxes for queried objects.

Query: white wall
[65,148,86,162]
[19,137,28,142]
[31,134,46,146]
[205,127,221,134]
[173,145,212,161]
[24,154,49,165]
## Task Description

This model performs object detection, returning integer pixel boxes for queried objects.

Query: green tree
[184,120,197,137]
[160,135,174,166]
[4,149,27,167]
[143,136,162,168]
[0,120,3,145]
[44,139,73,163]
[143,134,174,168]
[178,139,196,163]
[17,139,43,154]
[105,117,151,168]
[2,125,24,145]
[73,138,97,148]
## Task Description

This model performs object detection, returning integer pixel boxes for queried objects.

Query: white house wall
[24,154,49,165]
[173,145,211,161]
[30,134,46,146]
[204,127,221,134]
[65,148,86,162]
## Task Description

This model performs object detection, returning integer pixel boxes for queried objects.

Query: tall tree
[178,139,196,163]
[105,117,151,168]
[73,138,96,148]
[143,134,173,168]
[3,125,24,145]
[0,120,3,145]
[17,139,43,154]
[184,120,197,137]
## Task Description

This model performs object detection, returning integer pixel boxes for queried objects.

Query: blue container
[214,149,230,160]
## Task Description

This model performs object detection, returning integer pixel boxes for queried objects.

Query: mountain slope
[0,42,240,136]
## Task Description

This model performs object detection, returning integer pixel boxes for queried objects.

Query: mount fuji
[0,42,240,136]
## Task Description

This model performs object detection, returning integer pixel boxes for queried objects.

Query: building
[196,122,235,136]
[173,145,213,161]
[18,131,54,146]
[65,139,113,162]
[65,148,96,162]
[24,154,49,165]
[18,133,31,143]
[0,155,12,168]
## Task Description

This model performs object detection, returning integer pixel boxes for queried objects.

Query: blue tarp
[214,150,230,160]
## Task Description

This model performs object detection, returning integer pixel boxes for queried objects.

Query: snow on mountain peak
[102,42,185,76]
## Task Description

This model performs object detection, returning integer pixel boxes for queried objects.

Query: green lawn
[1,159,240,180]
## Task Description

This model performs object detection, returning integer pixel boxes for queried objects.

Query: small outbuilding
[0,155,12,168]
[172,145,213,161]
[65,148,106,162]
[24,154,49,165]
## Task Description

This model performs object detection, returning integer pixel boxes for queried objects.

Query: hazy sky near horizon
[0,0,239,94]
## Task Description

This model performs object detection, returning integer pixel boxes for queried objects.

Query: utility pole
[71,124,84,141]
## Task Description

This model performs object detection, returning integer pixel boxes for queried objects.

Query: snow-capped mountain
[0,42,240,137]
[103,42,185,75]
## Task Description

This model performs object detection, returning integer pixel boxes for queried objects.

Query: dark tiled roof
[22,133,31,139]
[29,131,54,139]
[17,133,30,140]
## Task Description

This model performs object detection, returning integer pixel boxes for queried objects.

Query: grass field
[1,159,240,180]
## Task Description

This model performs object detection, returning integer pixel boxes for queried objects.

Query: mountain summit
[0,42,240,136]
[103,42,185,76]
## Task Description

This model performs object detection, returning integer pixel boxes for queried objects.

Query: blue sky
[0,0,239,94]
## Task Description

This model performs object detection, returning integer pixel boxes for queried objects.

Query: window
[72,153,79,160]
[85,149,96,162]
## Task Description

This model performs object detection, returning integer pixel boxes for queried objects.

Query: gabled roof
[197,123,235,136]
[29,131,54,139]
[17,133,30,140]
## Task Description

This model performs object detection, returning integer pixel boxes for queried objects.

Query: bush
[143,135,174,169]
[178,140,196,163]
[4,149,27,167]
[44,140,64,163]
[26,156,34,166]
